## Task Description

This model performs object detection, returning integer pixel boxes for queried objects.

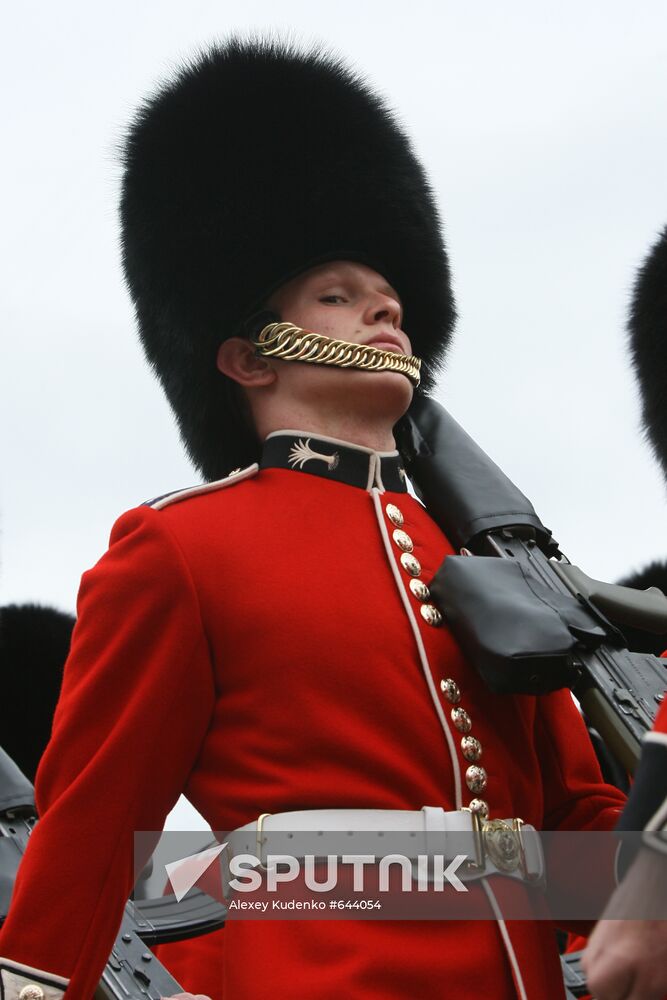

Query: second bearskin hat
[628,224,667,482]
[0,603,75,782]
[120,37,455,480]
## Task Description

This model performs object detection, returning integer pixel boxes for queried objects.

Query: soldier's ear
[216,338,277,387]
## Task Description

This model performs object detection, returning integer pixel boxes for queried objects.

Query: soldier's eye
[319,295,346,304]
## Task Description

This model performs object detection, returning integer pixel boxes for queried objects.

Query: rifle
[403,398,667,773]
[0,747,226,1000]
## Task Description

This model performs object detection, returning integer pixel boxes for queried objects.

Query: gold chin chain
[252,322,422,388]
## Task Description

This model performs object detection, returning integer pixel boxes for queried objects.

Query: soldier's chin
[290,361,413,421]
[341,365,414,415]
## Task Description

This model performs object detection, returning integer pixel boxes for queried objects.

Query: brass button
[440,678,460,704]
[385,503,404,526]
[392,529,413,553]
[451,707,472,733]
[400,552,421,577]
[19,987,45,1000]
[409,578,430,601]
[461,735,482,762]
[420,604,442,626]
[466,765,488,793]
[468,798,489,819]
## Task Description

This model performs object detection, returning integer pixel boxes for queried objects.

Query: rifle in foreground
[404,398,667,772]
[0,747,226,999]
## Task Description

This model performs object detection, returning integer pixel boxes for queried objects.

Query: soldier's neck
[251,395,405,453]
[261,414,397,453]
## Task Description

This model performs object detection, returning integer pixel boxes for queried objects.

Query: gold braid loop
[252,322,421,387]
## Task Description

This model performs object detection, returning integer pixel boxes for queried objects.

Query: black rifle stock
[403,398,667,772]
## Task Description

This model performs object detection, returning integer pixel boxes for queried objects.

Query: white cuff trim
[644,730,667,748]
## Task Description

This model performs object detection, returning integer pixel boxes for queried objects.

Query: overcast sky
[3,0,667,828]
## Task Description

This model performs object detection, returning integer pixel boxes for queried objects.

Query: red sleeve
[535,688,626,832]
[532,689,627,936]
[0,506,215,999]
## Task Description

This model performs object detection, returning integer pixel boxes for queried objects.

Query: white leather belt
[227,807,545,886]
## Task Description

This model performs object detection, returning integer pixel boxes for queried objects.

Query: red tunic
[0,435,626,999]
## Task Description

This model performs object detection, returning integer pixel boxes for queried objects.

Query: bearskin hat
[627,225,667,481]
[120,37,455,481]
[0,603,75,781]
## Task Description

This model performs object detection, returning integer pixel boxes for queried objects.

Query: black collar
[260,431,408,493]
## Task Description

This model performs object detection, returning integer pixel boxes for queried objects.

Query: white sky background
[2,0,667,833]
[3,0,667,617]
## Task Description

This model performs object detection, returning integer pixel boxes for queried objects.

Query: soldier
[582,226,667,1000]
[0,39,626,1000]
[614,221,667,657]
[582,697,667,1000]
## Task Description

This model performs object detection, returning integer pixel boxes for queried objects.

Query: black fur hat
[628,225,667,480]
[120,37,455,480]
[0,603,75,782]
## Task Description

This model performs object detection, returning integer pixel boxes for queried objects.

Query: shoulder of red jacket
[143,463,259,510]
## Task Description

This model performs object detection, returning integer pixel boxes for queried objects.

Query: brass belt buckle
[467,812,526,876]
[482,818,522,874]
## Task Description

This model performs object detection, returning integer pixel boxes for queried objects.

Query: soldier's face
[267,261,412,358]
[263,260,414,423]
